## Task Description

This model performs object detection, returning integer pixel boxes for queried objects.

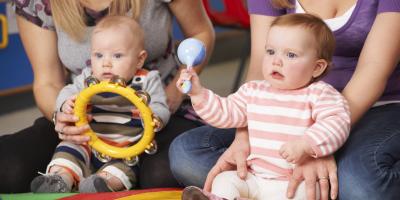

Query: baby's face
[91,26,143,82]
[262,25,322,90]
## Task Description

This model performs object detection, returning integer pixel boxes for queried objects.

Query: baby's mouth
[102,72,114,79]
[271,71,284,80]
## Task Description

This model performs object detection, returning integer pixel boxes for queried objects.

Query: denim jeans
[169,126,235,187]
[336,103,400,200]
[169,104,400,199]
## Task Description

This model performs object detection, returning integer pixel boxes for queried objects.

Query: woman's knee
[169,126,235,187]
[169,127,210,187]
[338,124,400,200]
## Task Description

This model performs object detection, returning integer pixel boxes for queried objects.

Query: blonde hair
[271,0,294,9]
[93,15,144,48]
[50,0,143,41]
[270,14,335,79]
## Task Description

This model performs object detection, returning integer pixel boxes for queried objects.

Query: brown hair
[270,13,335,79]
[93,15,144,48]
[271,0,294,9]
[50,0,143,41]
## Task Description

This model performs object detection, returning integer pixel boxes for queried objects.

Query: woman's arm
[165,0,215,113]
[16,15,66,119]
[342,12,400,124]
[17,15,90,144]
[245,14,275,81]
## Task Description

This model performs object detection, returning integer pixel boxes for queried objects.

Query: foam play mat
[0,188,182,200]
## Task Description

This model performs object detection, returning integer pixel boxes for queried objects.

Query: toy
[177,38,206,93]
[74,76,160,166]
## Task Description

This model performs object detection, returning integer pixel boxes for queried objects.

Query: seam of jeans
[201,130,212,149]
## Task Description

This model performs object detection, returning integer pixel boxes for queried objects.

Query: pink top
[193,81,351,179]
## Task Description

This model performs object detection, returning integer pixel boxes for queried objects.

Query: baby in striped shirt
[177,13,351,200]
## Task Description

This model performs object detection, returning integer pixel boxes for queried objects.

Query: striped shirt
[193,80,350,179]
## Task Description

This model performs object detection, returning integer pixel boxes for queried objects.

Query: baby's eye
[113,53,123,59]
[287,52,297,58]
[94,52,103,58]
[266,49,275,55]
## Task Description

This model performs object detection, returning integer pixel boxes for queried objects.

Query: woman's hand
[55,95,91,144]
[287,155,338,200]
[203,127,250,192]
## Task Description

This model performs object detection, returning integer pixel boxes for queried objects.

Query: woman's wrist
[235,127,249,138]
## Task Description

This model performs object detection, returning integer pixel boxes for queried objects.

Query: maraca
[177,38,206,93]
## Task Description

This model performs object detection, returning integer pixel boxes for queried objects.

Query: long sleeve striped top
[193,80,351,179]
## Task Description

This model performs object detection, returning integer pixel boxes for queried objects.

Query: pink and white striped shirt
[193,80,350,179]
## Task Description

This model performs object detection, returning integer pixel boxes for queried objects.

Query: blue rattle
[177,38,206,93]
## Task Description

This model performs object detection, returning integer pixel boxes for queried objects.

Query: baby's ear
[312,59,328,78]
[136,50,148,69]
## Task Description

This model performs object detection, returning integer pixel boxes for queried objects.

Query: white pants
[212,171,319,200]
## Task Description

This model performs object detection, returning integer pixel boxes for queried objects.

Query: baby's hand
[176,69,202,96]
[61,95,77,114]
[279,139,314,164]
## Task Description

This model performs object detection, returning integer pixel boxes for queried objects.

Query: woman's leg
[0,117,60,192]
[337,103,400,200]
[138,114,201,188]
[169,125,235,187]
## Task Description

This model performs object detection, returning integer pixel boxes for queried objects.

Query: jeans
[169,126,235,187]
[169,104,400,199]
[336,103,400,200]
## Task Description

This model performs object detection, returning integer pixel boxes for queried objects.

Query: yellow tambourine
[74,76,159,165]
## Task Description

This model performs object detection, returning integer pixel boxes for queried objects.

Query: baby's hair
[94,15,145,48]
[270,13,335,79]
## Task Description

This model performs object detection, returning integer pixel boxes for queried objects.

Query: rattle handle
[181,64,193,94]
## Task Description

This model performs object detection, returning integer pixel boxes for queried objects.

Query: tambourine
[74,76,161,166]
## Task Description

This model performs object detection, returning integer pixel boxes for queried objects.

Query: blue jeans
[169,103,400,200]
[169,126,235,187]
[336,103,400,200]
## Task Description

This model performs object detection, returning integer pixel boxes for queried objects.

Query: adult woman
[169,0,400,199]
[0,0,214,192]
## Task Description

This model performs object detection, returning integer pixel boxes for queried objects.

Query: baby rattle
[74,76,161,166]
[177,38,206,93]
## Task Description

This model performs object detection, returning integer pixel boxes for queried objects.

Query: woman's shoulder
[13,0,55,30]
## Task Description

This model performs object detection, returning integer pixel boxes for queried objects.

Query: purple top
[247,0,400,102]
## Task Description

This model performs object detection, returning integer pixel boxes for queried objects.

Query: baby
[178,13,350,200]
[31,15,169,193]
